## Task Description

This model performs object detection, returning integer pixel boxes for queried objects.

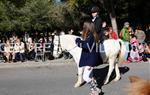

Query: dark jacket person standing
[91,6,103,42]
[76,22,102,95]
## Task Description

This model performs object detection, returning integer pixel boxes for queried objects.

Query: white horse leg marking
[69,47,84,88]
[74,64,83,88]
[104,56,115,85]
[114,63,121,82]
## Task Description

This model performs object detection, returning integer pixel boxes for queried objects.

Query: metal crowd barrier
[34,43,52,62]
[0,42,53,62]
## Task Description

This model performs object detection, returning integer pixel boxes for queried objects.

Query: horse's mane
[61,34,81,39]
[128,76,150,95]
[56,34,82,51]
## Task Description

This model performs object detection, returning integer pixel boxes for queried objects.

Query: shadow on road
[93,65,130,88]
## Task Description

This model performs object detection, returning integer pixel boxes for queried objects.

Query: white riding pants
[83,66,93,83]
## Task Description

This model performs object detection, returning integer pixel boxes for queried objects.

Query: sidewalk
[0,58,75,69]
[0,58,149,69]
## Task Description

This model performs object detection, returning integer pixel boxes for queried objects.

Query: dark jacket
[145,29,150,44]
[76,32,103,67]
[92,16,104,42]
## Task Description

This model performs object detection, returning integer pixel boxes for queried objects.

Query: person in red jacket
[107,27,118,40]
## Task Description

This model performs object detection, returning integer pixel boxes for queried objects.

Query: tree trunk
[110,13,118,37]
[109,0,118,37]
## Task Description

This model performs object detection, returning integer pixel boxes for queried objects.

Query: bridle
[52,34,62,57]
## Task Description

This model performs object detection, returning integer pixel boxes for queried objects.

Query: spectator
[128,26,134,37]
[120,22,131,61]
[13,38,25,62]
[135,25,146,44]
[145,24,150,44]
[128,46,142,62]
[3,40,12,63]
[138,43,147,61]
[128,35,142,62]
[68,29,74,34]
[26,37,35,60]
[120,22,130,42]
[130,35,139,47]
[145,42,150,58]
[107,26,118,40]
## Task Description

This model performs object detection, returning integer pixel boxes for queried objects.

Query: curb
[0,59,75,69]
[0,59,149,69]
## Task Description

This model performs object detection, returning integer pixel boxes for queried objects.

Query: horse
[52,34,126,87]
[128,76,150,95]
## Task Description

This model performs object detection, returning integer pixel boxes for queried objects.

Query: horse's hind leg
[74,67,83,88]
[104,57,115,85]
[113,63,121,82]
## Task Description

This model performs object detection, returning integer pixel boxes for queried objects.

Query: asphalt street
[0,59,149,95]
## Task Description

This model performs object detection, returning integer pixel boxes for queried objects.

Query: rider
[91,6,107,65]
[91,6,104,43]
[76,22,102,95]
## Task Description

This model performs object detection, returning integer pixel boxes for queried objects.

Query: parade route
[0,59,149,95]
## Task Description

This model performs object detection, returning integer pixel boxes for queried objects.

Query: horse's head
[52,35,63,58]
[52,34,81,59]
[128,76,150,95]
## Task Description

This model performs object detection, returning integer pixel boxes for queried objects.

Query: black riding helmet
[91,6,99,13]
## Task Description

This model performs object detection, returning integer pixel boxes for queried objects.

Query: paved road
[0,59,149,95]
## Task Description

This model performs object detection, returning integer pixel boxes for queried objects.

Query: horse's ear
[128,76,143,83]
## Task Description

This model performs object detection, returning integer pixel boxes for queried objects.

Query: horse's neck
[60,35,80,51]
[69,46,82,63]
[60,35,82,63]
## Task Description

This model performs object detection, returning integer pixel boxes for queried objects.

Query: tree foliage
[0,0,149,35]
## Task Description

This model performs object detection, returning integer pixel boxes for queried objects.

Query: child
[138,43,147,61]
[128,46,142,62]
[76,22,102,95]
[108,27,118,40]
[128,35,142,62]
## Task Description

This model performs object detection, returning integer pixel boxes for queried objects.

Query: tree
[0,1,12,32]
[0,0,149,36]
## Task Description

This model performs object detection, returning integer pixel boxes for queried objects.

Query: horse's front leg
[104,56,115,85]
[74,66,84,88]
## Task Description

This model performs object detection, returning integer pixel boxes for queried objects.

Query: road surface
[0,59,149,95]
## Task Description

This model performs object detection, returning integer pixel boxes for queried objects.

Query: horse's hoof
[103,81,108,85]
[113,77,121,82]
[74,82,82,88]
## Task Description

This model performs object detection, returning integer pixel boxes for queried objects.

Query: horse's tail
[117,39,126,64]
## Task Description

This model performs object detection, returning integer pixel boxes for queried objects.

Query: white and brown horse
[52,34,126,87]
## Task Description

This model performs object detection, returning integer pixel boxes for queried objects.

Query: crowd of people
[119,22,150,63]
[0,28,77,63]
[100,22,150,63]
[0,19,149,64]
[0,35,54,63]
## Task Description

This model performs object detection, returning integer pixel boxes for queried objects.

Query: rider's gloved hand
[75,38,81,43]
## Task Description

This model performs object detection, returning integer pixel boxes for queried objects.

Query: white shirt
[19,42,25,53]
